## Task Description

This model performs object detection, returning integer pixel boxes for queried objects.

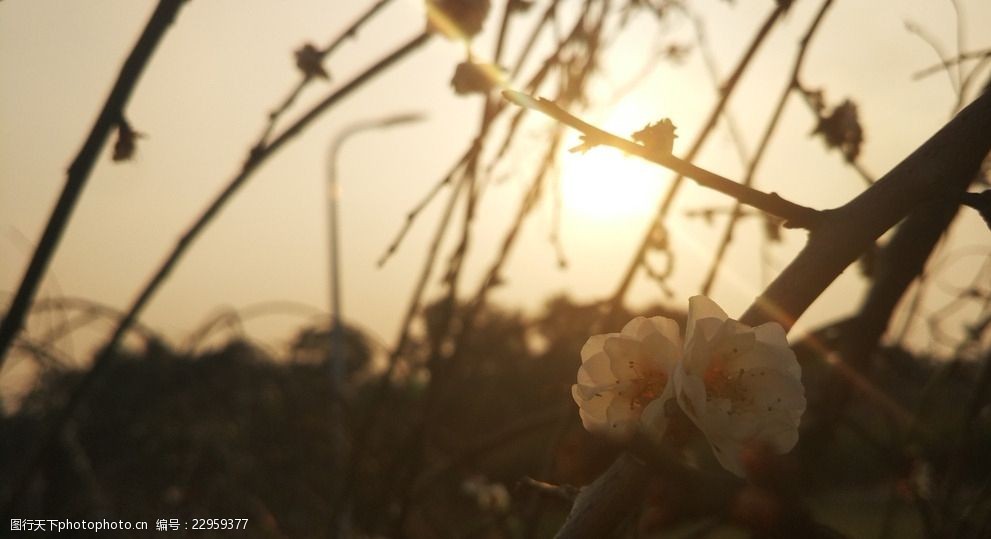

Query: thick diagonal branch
[701,0,835,295]
[741,89,991,329]
[554,89,991,539]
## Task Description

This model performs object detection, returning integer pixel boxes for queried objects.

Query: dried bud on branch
[450,60,503,95]
[632,118,678,155]
[812,98,863,161]
[426,0,491,40]
[112,119,144,162]
[294,43,329,80]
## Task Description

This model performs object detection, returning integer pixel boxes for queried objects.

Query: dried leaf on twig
[632,118,678,155]
[294,43,329,80]
[112,119,144,162]
[812,98,863,161]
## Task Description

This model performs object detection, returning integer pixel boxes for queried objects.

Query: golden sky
[2,0,989,392]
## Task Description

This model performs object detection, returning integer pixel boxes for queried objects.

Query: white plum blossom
[572,296,806,478]
[571,316,682,442]
[674,296,806,477]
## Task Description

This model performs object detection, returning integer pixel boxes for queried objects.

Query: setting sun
[559,143,665,220]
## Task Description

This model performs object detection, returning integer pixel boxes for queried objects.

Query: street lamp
[325,112,422,538]
[326,112,424,371]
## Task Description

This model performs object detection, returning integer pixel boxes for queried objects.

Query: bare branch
[502,90,823,228]
[906,20,960,95]
[607,2,789,312]
[550,88,991,539]
[742,89,991,329]
[913,47,991,80]
[255,0,397,145]
[0,29,433,517]
[701,0,836,295]
[0,0,187,368]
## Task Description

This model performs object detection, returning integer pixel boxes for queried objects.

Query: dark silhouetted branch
[701,0,835,295]
[914,47,991,80]
[606,3,787,313]
[502,90,823,228]
[742,89,991,329]
[0,0,187,369]
[906,20,960,95]
[104,30,431,363]
[802,173,981,483]
[551,87,991,539]
[255,0,397,145]
[554,453,650,539]
[0,29,432,518]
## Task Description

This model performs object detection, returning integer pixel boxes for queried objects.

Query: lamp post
[326,112,423,372]
[325,112,422,538]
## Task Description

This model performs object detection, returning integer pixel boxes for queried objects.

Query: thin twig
[451,128,564,364]
[949,0,966,102]
[552,84,991,539]
[393,7,610,530]
[958,54,991,111]
[511,0,558,80]
[605,3,787,314]
[0,0,187,369]
[379,1,561,268]
[684,8,750,166]
[906,20,960,95]
[741,89,991,330]
[549,162,568,269]
[377,156,463,267]
[345,6,604,527]
[914,47,991,80]
[701,0,835,295]
[0,29,432,518]
[103,31,431,362]
[255,0,396,145]
[502,90,822,228]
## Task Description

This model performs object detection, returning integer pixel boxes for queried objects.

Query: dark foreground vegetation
[3,297,989,538]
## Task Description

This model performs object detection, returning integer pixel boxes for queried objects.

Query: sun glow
[559,144,665,220]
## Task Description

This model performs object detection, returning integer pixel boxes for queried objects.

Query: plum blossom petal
[623,316,682,374]
[675,295,805,477]
[686,295,729,345]
[572,316,681,442]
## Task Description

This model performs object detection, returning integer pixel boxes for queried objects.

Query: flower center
[703,357,748,405]
[630,373,668,410]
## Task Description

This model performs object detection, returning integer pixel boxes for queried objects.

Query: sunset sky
[2,0,989,402]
